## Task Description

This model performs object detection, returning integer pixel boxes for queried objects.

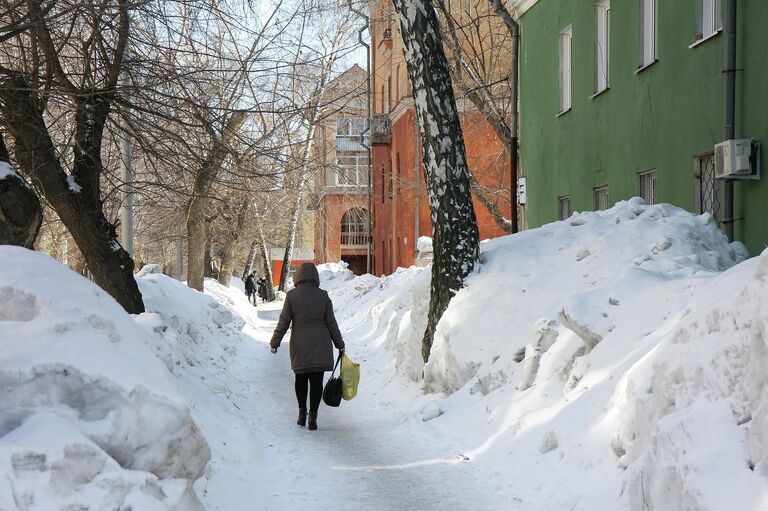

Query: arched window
[341,208,369,247]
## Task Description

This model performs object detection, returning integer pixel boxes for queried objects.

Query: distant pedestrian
[257,276,267,302]
[270,262,345,431]
[244,271,257,306]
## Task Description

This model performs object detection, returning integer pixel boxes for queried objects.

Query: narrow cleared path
[190,299,504,510]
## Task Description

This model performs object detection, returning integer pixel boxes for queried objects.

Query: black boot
[308,411,318,431]
[297,408,307,427]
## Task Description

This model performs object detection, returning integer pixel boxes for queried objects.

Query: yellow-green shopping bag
[340,352,360,400]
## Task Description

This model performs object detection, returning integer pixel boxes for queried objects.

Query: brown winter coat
[270,263,345,373]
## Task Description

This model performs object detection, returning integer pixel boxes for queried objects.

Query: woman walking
[270,262,345,430]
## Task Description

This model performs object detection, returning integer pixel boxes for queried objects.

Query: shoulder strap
[330,351,342,376]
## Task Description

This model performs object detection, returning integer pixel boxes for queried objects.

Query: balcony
[370,114,392,145]
[340,231,369,248]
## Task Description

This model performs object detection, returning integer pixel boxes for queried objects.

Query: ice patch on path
[0,246,210,509]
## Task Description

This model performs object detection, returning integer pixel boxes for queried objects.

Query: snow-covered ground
[2,198,768,510]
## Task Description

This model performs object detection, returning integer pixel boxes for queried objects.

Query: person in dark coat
[270,262,345,430]
[244,271,257,305]
[257,276,267,302]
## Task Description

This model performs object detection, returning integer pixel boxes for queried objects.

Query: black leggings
[295,372,324,412]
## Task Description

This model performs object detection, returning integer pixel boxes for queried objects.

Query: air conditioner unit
[714,139,761,180]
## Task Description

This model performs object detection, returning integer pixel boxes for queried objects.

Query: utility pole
[176,208,184,281]
[120,68,134,257]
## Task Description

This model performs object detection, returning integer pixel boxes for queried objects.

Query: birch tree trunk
[257,222,276,301]
[277,169,308,292]
[391,0,480,362]
[185,111,247,291]
[242,239,258,280]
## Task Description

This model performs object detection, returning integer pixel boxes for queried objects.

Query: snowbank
[0,247,210,510]
[321,198,768,510]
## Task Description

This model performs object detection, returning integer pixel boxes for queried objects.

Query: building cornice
[508,0,539,16]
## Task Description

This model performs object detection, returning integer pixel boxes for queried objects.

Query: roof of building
[508,0,539,16]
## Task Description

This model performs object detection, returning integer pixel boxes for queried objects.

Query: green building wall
[519,0,768,255]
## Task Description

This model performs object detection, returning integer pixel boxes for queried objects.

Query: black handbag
[322,352,343,407]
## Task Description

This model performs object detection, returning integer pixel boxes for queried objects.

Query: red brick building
[311,65,371,275]
[368,0,514,276]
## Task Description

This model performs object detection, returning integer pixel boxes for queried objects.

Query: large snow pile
[136,272,245,375]
[323,198,768,510]
[0,247,210,510]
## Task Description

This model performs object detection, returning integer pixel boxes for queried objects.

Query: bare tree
[390,0,480,361]
[0,0,145,312]
[434,0,514,232]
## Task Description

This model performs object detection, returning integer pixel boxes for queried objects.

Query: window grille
[695,154,721,225]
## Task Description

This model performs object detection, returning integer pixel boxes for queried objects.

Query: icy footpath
[0,248,210,510]
[319,198,768,511]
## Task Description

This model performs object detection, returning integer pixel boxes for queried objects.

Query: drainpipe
[492,0,520,233]
[414,120,420,255]
[723,0,736,242]
[510,18,520,233]
[350,2,372,273]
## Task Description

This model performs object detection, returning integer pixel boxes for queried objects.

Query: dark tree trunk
[217,199,248,287]
[204,235,217,279]
[0,78,144,313]
[185,111,247,291]
[391,0,480,362]
[0,131,42,248]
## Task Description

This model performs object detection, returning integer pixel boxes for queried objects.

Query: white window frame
[558,195,572,220]
[639,0,657,69]
[559,25,573,114]
[638,169,657,205]
[336,117,366,138]
[335,150,369,187]
[692,0,722,46]
[595,0,610,94]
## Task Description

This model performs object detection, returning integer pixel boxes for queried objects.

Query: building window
[638,169,656,204]
[594,186,609,210]
[695,154,721,225]
[639,0,657,68]
[694,0,722,43]
[595,1,610,94]
[388,159,394,200]
[558,195,572,220]
[335,118,368,186]
[340,208,369,247]
[559,25,573,113]
[387,74,392,112]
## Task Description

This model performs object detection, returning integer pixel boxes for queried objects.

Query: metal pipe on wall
[350,1,372,274]
[723,0,737,242]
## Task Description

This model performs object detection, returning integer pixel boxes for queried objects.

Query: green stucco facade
[519,0,768,255]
